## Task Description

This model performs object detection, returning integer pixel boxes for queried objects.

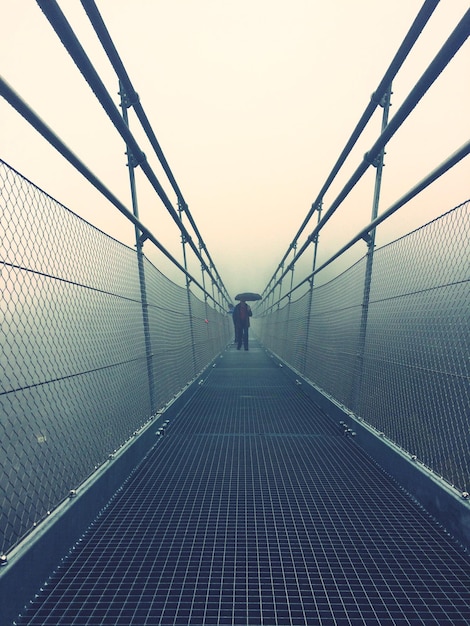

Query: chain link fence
[256,200,470,494]
[0,160,232,555]
[1,152,468,554]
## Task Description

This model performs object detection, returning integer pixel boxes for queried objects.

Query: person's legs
[235,324,242,349]
[243,326,249,350]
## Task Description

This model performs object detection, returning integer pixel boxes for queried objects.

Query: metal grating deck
[15,345,470,625]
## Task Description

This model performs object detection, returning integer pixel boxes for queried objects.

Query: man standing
[232,299,252,351]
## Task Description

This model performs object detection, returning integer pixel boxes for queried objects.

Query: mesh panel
[304,260,365,407]
[257,200,470,492]
[145,261,197,406]
[190,293,230,376]
[359,205,470,489]
[0,161,231,554]
[257,260,366,406]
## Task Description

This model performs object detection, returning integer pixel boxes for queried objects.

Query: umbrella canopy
[235,292,262,302]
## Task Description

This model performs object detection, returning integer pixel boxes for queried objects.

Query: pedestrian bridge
[1,2,469,625]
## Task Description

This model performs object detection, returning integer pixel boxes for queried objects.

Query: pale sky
[1,1,469,299]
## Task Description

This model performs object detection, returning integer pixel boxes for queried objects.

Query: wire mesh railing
[0,160,232,555]
[0,0,234,558]
[255,199,470,494]
[1,0,468,564]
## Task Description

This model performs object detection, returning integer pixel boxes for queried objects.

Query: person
[232,299,252,351]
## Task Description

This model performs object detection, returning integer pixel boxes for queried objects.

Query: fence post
[302,200,323,374]
[277,263,284,309]
[283,243,297,362]
[352,85,392,412]
[119,81,157,414]
[177,199,198,376]
[199,244,214,349]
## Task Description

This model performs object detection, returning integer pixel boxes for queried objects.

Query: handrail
[263,7,470,301]
[35,0,231,307]
[0,76,225,312]
[79,0,232,306]
[261,140,470,313]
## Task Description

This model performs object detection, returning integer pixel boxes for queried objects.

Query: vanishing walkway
[15,343,470,626]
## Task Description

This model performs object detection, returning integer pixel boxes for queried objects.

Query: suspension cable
[35,0,230,306]
[264,7,470,300]
[0,76,225,312]
[263,140,470,313]
[262,0,441,298]
[79,0,231,305]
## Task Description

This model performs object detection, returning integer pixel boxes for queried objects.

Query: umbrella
[235,292,262,302]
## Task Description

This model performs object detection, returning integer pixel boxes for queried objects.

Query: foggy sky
[1,1,469,299]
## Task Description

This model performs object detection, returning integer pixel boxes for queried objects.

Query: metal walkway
[15,344,470,626]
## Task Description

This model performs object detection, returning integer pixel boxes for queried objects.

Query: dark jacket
[233,302,252,328]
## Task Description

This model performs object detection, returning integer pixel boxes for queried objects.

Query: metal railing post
[277,264,284,309]
[199,244,208,308]
[178,199,198,376]
[199,245,214,348]
[283,243,297,361]
[302,201,322,374]
[119,81,157,414]
[352,85,392,412]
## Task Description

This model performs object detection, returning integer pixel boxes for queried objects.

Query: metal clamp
[370,90,390,108]
[364,151,382,168]
[126,149,146,169]
[119,89,140,110]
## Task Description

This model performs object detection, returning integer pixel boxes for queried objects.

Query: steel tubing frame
[262,0,441,302]
[119,81,158,415]
[35,0,231,309]
[78,0,232,308]
[271,139,470,308]
[351,86,392,413]
[261,5,470,312]
[0,77,223,313]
